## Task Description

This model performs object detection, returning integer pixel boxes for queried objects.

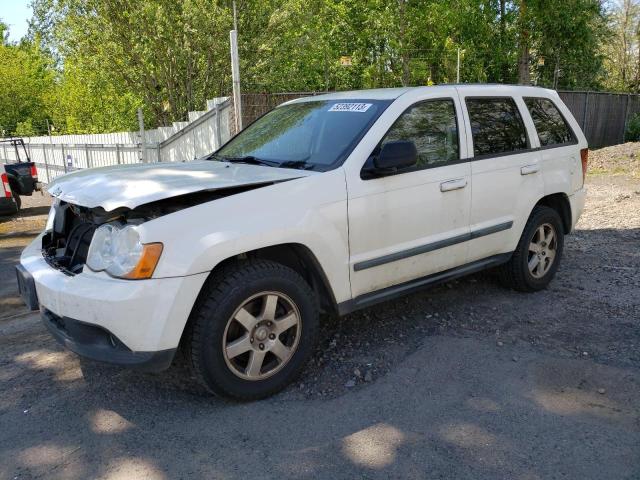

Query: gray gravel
[285,174,640,400]
[0,167,639,479]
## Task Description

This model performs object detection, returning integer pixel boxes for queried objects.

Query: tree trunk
[553,54,560,89]
[398,0,410,86]
[636,23,640,92]
[517,0,531,85]
[500,0,508,81]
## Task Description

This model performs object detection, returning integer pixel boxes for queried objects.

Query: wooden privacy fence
[242,90,640,149]
[240,92,324,128]
[558,91,640,148]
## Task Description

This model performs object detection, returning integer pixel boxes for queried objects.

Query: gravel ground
[0,148,639,479]
[0,192,50,319]
[287,171,640,399]
[1,153,639,398]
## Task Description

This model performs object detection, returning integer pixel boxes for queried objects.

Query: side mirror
[374,141,418,172]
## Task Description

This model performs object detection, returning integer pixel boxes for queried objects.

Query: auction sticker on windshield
[328,103,372,112]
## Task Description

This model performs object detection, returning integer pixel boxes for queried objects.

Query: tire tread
[186,259,318,400]
[498,206,564,292]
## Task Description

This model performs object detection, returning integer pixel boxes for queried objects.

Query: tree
[0,22,55,135]
[31,0,232,128]
[10,0,622,136]
[603,0,640,92]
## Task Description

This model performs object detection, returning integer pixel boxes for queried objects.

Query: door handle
[440,178,467,192]
[521,164,540,175]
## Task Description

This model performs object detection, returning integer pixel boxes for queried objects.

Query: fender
[139,169,353,304]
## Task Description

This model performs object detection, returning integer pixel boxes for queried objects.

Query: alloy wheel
[528,223,557,279]
[222,291,302,381]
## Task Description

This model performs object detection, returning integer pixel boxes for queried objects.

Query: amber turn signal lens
[580,148,589,184]
[123,243,163,280]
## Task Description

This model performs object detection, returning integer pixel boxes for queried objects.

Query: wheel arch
[534,192,572,234]
[177,243,337,371]
[195,243,339,317]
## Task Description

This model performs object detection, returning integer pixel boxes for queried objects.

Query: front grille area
[42,202,97,275]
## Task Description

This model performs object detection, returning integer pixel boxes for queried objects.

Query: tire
[498,206,565,292]
[186,259,319,400]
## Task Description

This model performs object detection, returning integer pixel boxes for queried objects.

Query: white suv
[17,85,588,399]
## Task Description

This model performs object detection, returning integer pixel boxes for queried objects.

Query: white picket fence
[0,97,233,184]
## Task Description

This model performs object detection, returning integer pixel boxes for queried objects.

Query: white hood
[47,160,315,211]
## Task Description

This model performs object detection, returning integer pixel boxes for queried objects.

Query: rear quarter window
[465,97,528,157]
[524,97,576,147]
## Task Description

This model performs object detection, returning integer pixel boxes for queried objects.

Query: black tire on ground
[498,206,565,292]
[186,259,319,400]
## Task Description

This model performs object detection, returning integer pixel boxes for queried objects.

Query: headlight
[87,224,117,271]
[108,225,144,277]
[87,223,163,279]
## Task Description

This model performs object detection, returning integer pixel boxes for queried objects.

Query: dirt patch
[589,142,640,178]
[0,193,50,240]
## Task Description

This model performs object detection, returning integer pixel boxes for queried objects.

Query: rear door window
[524,97,576,147]
[466,97,528,157]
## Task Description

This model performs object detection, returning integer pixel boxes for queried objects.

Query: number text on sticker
[328,103,372,113]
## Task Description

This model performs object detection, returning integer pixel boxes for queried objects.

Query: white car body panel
[458,87,545,260]
[46,160,314,211]
[140,168,351,302]
[20,234,207,351]
[18,84,588,360]
[342,87,472,296]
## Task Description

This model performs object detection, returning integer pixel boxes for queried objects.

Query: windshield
[213,99,391,171]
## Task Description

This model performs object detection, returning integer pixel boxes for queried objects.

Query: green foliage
[49,58,142,134]
[0,0,623,135]
[625,112,640,142]
[0,28,55,136]
[15,119,37,136]
[527,0,609,90]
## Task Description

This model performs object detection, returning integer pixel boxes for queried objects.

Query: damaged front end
[42,184,268,276]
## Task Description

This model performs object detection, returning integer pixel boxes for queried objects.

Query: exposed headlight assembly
[86,223,163,279]
[44,199,59,232]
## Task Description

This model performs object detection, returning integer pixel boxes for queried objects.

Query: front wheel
[498,206,565,292]
[187,260,319,400]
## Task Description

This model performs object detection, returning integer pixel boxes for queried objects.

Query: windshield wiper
[278,160,315,171]
[207,153,279,167]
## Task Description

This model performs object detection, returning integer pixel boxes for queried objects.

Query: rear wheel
[498,206,564,292]
[187,260,319,400]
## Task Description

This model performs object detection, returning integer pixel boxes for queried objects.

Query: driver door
[346,95,472,298]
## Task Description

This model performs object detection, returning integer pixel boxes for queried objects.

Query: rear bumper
[569,187,587,232]
[42,309,176,371]
[0,197,18,216]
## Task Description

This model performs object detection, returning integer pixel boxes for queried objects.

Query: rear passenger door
[459,89,544,263]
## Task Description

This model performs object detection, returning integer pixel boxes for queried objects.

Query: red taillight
[1,173,11,198]
[580,148,588,184]
[30,164,38,178]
